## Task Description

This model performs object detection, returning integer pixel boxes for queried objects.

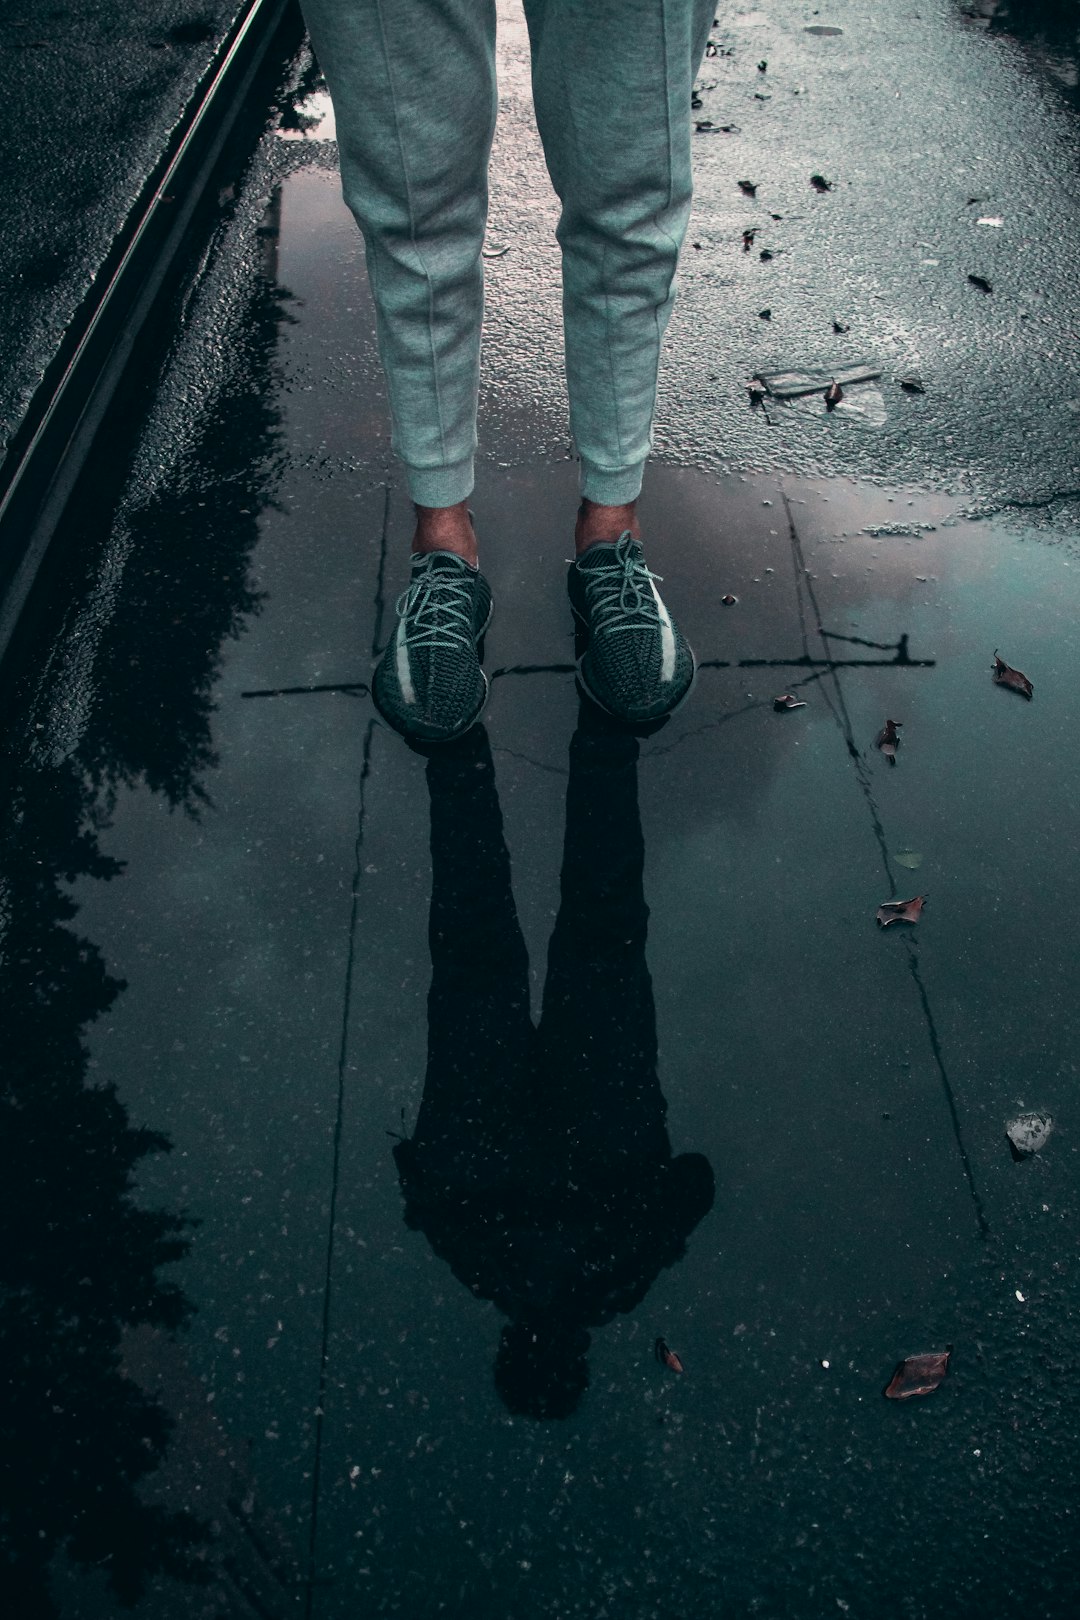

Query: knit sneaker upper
[567,534,695,722]
[373,551,492,741]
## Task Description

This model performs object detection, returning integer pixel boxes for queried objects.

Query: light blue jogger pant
[299,1,716,507]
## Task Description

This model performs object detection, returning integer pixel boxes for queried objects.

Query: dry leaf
[743,228,757,250]
[738,179,758,197]
[876,895,926,927]
[992,651,1033,698]
[655,1338,684,1374]
[825,381,844,409]
[810,173,833,192]
[773,693,808,711]
[885,1350,950,1399]
[760,248,775,262]
[832,319,850,333]
[721,593,739,605]
[758,308,772,320]
[968,273,993,293]
[876,718,902,759]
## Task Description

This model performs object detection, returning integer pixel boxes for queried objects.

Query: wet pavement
[4,3,1080,1617]
[0,0,251,462]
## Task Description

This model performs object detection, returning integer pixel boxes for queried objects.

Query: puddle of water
[5,81,1080,1620]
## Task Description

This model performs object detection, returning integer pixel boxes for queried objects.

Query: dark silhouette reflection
[0,183,296,1607]
[74,263,290,814]
[0,760,205,1614]
[395,706,714,1419]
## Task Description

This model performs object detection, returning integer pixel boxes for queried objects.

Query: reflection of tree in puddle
[0,761,206,1611]
[0,187,294,1608]
[75,254,291,814]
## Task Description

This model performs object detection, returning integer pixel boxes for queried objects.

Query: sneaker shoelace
[583,532,665,635]
[395,560,476,653]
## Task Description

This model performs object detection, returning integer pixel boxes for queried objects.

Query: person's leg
[300,1,498,738]
[522,0,714,722]
[300,0,496,535]
[522,0,715,526]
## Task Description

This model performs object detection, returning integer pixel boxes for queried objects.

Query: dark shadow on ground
[395,707,714,1420]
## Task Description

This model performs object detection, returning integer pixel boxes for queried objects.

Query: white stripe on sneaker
[651,581,676,682]
[395,615,415,704]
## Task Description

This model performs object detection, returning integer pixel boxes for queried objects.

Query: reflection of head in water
[397,707,714,1419]
[496,1320,591,1420]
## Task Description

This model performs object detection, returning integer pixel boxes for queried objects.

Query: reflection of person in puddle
[394,704,714,1418]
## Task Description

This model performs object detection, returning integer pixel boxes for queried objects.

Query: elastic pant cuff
[579,456,647,506]
[404,456,475,508]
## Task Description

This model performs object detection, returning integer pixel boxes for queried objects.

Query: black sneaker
[567,533,695,723]
[372,551,493,741]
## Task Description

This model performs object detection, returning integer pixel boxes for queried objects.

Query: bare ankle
[412,500,478,566]
[574,499,641,555]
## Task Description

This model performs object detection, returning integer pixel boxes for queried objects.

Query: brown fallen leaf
[992,650,1033,698]
[810,173,833,192]
[884,1349,950,1399]
[738,179,758,197]
[825,381,844,409]
[655,1338,684,1374]
[758,308,772,320]
[746,381,766,407]
[760,248,775,262]
[832,319,850,333]
[695,119,715,132]
[968,273,993,293]
[743,228,757,251]
[773,693,807,711]
[876,717,902,760]
[876,895,926,927]
[721,593,739,605]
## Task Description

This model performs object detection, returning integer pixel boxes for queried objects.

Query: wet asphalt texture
[4,3,1080,1617]
[0,1,248,461]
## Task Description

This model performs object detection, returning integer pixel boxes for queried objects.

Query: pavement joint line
[782,490,988,1241]
[238,644,935,700]
[304,715,376,1613]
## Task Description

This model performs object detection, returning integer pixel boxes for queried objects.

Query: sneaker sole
[371,598,494,743]
[570,602,698,724]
